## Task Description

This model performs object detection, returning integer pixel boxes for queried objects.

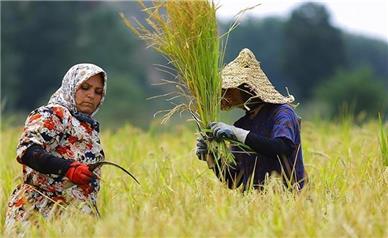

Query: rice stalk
[378,113,388,166]
[121,0,235,167]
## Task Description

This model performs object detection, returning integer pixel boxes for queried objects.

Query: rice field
[1,118,387,237]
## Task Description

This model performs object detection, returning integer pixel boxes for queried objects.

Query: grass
[378,114,388,166]
[1,119,387,237]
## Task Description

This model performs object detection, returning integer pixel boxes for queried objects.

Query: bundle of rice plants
[121,0,234,169]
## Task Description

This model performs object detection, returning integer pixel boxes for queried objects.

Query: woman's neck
[246,103,266,118]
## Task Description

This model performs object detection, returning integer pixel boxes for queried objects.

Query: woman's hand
[65,161,96,185]
[196,137,208,161]
[209,122,250,143]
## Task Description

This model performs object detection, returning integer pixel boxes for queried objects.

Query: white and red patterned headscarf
[48,63,107,116]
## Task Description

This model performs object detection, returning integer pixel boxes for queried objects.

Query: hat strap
[243,95,262,111]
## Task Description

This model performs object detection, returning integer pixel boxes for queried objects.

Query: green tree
[1,2,166,128]
[343,34,388,83]
[283,2,346,100]
[315,67,387,118]
[1,2,84,111]
[220,17,289,93]
[73,3,170,127]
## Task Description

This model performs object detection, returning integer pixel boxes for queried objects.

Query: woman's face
[221,88,245,110]
[75,74,104,115]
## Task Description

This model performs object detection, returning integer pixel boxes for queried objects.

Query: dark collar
[245,103,266,118]
[72,111,100,132]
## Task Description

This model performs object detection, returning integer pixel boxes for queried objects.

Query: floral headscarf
[48,63,107,117]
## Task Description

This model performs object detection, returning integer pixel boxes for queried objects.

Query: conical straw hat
[221,48,294,104]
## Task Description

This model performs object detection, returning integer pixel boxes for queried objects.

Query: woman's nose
[86,90,95,99]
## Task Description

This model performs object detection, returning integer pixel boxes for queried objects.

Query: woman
[5,63,107,232]
[196,49,307,191]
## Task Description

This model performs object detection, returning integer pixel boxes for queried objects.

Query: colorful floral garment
[5,64,107,232]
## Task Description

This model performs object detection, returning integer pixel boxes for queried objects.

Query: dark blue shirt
[224,103,306,190]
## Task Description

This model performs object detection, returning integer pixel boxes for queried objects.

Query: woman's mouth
[82,102,94,107]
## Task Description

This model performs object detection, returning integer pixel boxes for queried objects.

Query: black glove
[195,137,208,160]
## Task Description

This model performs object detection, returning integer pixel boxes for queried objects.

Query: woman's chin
[221,105,232,111]
[77,107,94,115]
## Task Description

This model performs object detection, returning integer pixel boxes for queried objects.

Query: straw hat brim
[221,48,294,104]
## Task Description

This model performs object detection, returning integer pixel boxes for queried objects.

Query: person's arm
[20,144,73,176]
[209,122,295,158]
[245,132,294,158]
[21,144,96,186]
[17,106,95,186]
[16,106,67,164]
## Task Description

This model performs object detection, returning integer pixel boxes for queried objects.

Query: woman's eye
[95,89,103,95]
[81,84,89,90]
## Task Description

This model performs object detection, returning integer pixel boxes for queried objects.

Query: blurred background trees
[315,67,387,118]
[1,1,167,127]
[283,2,346,100]
[2,1,388,128]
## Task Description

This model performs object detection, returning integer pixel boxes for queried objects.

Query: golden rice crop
[1,119,387,237]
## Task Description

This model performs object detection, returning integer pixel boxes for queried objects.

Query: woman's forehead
[223,88,241,96]
[82,74,104,87]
